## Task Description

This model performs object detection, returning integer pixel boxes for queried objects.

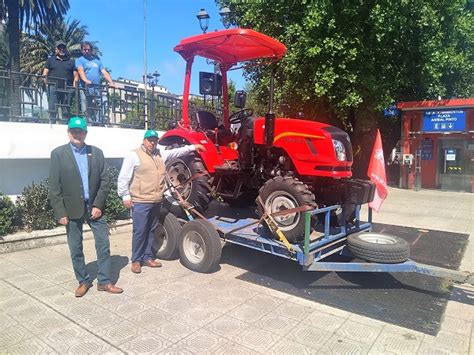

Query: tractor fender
[159,129,237,173]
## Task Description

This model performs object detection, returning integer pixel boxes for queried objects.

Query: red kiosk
[397,98,474,192]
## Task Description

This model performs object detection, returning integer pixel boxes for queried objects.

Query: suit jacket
[48,143,109,220]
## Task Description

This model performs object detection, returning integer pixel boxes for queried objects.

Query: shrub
[16,181,56,231]
[0,193,18,236]
[105,165,129,224]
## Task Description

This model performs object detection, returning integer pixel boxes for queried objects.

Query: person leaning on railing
[76,41,116,124]
[42,41,78,124]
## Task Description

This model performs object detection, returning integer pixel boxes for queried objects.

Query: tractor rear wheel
[257,176,317,242]
[164,153,211,218]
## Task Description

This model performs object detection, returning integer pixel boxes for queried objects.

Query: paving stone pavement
[0,187,472,354]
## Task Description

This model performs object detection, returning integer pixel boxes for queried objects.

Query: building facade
[397,98,474,192]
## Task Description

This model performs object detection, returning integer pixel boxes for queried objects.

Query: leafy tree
[217,0,474,176]
[2,0,69,117]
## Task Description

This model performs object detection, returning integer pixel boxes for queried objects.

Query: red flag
[367,129,388,212]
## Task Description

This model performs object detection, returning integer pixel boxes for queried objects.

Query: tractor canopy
[174,28,287,65]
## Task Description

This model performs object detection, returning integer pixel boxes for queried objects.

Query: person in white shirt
[117,129,205,273]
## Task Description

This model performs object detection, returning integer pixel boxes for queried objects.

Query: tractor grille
[315,166,352,171]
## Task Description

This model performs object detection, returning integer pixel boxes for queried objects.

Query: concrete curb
[0,219,133,254]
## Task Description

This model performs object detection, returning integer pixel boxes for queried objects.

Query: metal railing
[0,70,184,130]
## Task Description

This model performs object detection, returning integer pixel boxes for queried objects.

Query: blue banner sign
[423,110,466,132]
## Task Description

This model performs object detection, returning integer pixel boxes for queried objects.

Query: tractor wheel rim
[265,191,299,230]
[154,225,168,251]
[358,233,397,245]
[166,160,192,200]
[183,231,206,264]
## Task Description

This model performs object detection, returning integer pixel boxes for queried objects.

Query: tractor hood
[253,117,353,178]
[174,28,287,65]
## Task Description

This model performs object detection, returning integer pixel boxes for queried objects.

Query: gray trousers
[66,203,111,285]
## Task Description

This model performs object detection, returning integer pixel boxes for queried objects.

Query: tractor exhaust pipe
[265,66,276,146]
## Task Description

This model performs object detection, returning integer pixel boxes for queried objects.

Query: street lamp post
[219,7,231,29]
[143,0,148,129]
[196,9,210,33]
[146,70,160,128]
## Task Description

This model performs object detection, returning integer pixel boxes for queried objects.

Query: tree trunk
[6,0,21,121]
[351,105,379,179]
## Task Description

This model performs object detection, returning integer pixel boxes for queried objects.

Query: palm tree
[2,0,69,118]
[21,18,98,75]
[0,24,8,69]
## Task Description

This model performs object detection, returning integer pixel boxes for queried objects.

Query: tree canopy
[216,0,474,174]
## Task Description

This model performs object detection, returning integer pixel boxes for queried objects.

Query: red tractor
[160,28,374,242]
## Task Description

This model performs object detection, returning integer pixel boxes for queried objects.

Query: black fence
[0,70,184,130]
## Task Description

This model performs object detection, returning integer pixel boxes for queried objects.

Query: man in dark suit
[49,116,123,297]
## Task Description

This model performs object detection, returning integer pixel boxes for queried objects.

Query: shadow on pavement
[219,223,469,336]
[86,255,129,284]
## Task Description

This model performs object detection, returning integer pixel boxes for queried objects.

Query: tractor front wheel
[257,176,317,242]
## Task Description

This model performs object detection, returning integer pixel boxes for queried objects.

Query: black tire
[178,219,222,273]
[347,232,410,264]
[152,213,181,260]
[164,153,212,218]
[257,176,317,243]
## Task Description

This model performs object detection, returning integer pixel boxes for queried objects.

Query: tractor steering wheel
[229,109,254,124]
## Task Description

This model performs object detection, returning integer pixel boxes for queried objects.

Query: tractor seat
[196,110,234,145]
[196,110,219,130]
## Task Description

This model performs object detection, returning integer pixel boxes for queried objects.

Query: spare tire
[347,232,410,264]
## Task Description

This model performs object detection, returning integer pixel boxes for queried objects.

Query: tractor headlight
[332,139,346,161]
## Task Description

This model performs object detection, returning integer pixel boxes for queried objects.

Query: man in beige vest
[117,130,205,273]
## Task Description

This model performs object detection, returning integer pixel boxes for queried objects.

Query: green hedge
[0,165,129,235]
[16,181,57,231]
[0,193,18,236]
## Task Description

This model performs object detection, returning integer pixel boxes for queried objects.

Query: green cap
[144,130,159,139]
[68,117,87,131]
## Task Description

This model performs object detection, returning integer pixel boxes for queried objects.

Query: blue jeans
[66,203,111,285]
[81,85,102,123]
[131,202,162,263]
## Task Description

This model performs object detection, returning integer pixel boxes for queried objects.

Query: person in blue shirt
[76,42,116,124]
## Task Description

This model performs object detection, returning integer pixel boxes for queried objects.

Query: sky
[68,0,244,95]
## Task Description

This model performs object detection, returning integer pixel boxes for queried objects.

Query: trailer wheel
[152,213,181,260]
[164,153,211,218]
[347,232,410,264]
[257,176,317,242]
[178,219,222,273]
